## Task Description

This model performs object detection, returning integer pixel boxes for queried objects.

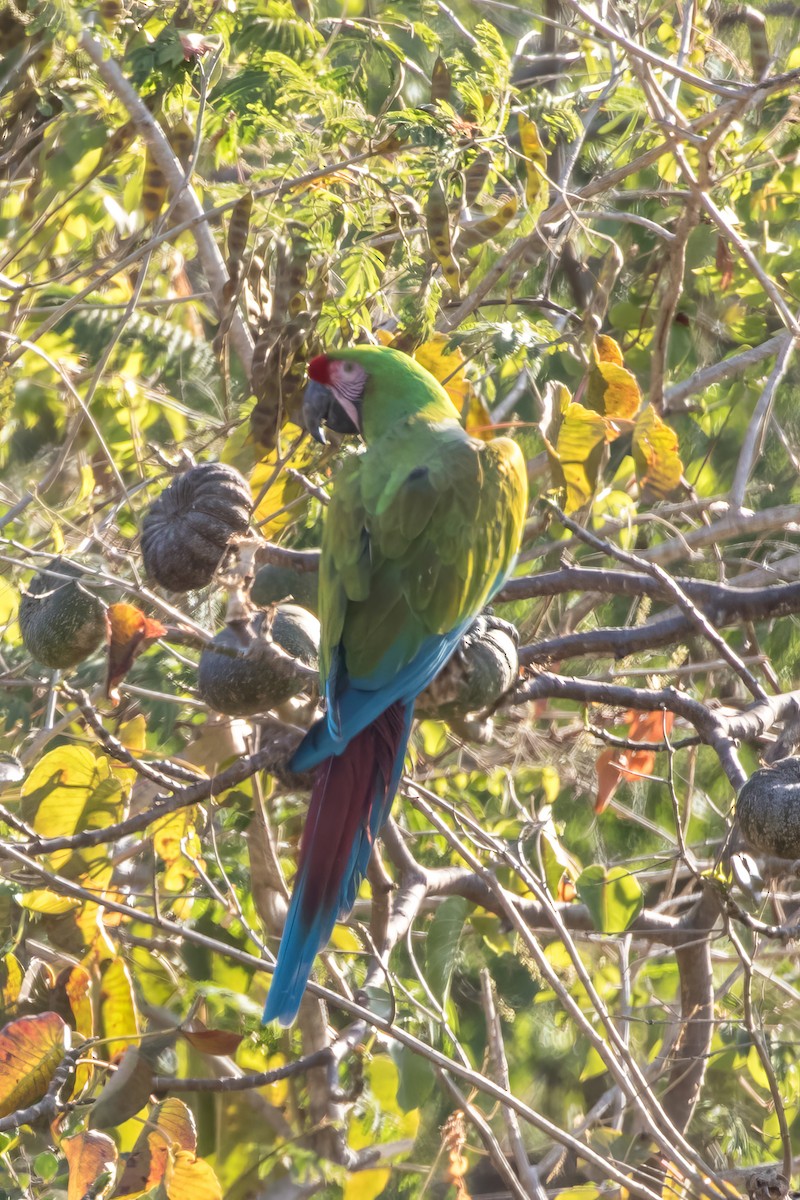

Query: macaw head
[302,345,459,444]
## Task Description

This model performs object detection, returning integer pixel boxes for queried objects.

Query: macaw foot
[418,614,520,718]
[464,611,520,646]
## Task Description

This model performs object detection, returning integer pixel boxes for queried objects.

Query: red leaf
[106,603,166,704]
[716,236,734,291]
[595,710,675,813]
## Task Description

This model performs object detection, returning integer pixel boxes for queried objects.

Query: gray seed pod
[198,605,319,716]
[419,616,518,718]
[737,757,800,859]
[19,558,107,669]
[141,463,251,592]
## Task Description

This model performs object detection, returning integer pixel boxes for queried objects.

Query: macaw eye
[341,362,356,374]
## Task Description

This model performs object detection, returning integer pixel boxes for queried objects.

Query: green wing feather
[319,423,527,687]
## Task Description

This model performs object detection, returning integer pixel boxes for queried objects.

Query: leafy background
[3,0,800,1198]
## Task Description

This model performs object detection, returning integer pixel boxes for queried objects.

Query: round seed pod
[19,558,107,669]
[251,563,318,613]
[418,618,518,718]
[737,757,800,859]
[141,463,252,592]
[198,605,319,716]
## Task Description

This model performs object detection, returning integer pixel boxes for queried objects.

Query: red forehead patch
[307,355,330,383]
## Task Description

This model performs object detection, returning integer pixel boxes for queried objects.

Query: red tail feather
[298,701,407,926]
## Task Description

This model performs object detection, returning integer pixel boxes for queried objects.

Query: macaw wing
[316,431,526,728]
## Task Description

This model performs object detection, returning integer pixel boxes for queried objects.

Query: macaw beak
[302,379,360,443]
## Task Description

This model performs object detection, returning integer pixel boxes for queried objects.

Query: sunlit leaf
[0,954,23,1022]
[165,1147,223,1200]
[544,387,607,512]
[114,1097,197,1198]
[632,407,683,499]
[64,1130,117,1200]
[576,865,643,933]
[585,336,641,420]
[106,602,166,704]
[413,336,469,412]
[518,112,548,209]
[0,1012,69,1118]
[99,957,139,1059]
[152,807,203,892]
[250,440,318,540]
[19,746,125,874]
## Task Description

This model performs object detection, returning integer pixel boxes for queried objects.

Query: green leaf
[393,1045,436,1113]
[424,896,469,1003]
[575,865,643,933]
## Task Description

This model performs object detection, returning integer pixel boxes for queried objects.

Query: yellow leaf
[0,1012,69,1118]
[518,113,548,209]
[250,440,318,540]
[220,420,259,472]
[20,746,125,874]
[0,577,18,635]
[17,890,80,914]
[545,395,607,513]
[594,334,624,366]
[99,957,139,1059]
[586,337,641,420]
[111,715,147,791]
[153,807,202,891]
[632,407,683,499]
[343,1169,391,1200]
[413,336,469,412]
[53,964,94,1094]
[0,955,21,1030]
[165,1148,223,1200]
[63,1131,117,1200]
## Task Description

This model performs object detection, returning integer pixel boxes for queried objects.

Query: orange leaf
[114,1097,196,1198]
[557,873,577,903]
[0,1012,70,1118]
[64,1131,118,1200]
[181,1023,244,1056]
[52,965,94,1094]
[595,711,675,813]
[106,603,166,704]
[716,236,734,291]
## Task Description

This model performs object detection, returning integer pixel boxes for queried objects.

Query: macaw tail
[263,701,412,1026]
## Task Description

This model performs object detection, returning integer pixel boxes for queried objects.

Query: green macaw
[263,345,528,1024]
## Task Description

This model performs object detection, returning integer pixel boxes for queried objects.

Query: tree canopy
[3,1,800,1198]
